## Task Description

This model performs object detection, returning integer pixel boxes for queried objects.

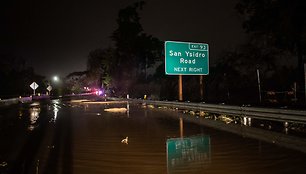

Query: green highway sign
[165,41,209,75]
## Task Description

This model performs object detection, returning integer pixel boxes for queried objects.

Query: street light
[51,75,61,97]
[53,76,59,82]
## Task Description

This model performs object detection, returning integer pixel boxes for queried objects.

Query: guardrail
[106,98,306,153]
[109,98,306,123]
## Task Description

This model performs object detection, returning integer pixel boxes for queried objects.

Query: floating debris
[0,161,8,167]
[158,106,168,109]
[219,115,234,124]
[147,104,154,109]
[121,137,128,144]
[189,111,196,115]
[104,108,127,113]
[183,110,189,114]
[199,111,206,117]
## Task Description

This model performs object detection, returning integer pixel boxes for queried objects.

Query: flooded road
[1,99,306,174]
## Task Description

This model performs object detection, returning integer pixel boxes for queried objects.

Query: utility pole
[257,69,262,103]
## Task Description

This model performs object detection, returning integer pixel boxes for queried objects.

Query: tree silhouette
[109,1,163,96]
[0,54,45,98]
[87,48,115,89]
[236,0,306,100]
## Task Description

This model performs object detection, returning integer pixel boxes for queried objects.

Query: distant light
[53,76,59,82]
[99,90,103,95]
[95,90,103,95]
[84,87,90,91]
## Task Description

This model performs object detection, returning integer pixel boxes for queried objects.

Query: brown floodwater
[1,99,306,174]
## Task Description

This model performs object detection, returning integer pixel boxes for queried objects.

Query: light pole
[52,75,61,97]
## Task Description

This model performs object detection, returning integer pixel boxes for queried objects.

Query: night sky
[1,0,245,78]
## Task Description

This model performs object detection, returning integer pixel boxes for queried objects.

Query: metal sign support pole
[179,75,183,101]
[200,75,204,101]
[33,83,36,96]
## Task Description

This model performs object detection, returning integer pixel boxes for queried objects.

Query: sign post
[179,75,183,101]
[30,82,39,96]
[165,41,209,101]
[200,75,204,100]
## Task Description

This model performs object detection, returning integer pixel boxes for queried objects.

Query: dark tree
[87,48,115,89]
[236,0,306,100]
[110,1,163,96]
[0,54,45,98]
[64,71,88,94]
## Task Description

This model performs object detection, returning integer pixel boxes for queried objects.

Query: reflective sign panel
[165,41,209,75]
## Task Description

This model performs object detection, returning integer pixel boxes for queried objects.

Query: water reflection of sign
[166,135,211,173]
[28,105,41,131]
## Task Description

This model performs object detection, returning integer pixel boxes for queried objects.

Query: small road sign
[30,82,39,95]
[30,82,39,90]
[47,85,52,92]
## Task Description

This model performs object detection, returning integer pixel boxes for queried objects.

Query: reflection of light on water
[28,125,35,131]
[53,106,59,121]
[84,104,88,111]
[52,100,60,105]
[284,122,289,134]
[18,108,23,119]
[127,102,130,117]
[28,104,41,131]
[30,107,40,124]
[51,100,61,122]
